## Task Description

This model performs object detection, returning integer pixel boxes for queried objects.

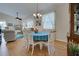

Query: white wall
[55,3,70,42]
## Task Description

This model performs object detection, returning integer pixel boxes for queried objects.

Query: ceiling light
[16,12,22,20]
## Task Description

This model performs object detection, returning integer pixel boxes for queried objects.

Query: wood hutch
[67,3,79,56]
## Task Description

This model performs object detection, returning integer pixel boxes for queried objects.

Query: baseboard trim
[55,39,67,43]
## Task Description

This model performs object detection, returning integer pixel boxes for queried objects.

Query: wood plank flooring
[0,36,67,56]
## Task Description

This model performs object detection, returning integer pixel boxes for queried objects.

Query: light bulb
[40,14,42,17]
[33,13,36,17]
[37,13,40,16]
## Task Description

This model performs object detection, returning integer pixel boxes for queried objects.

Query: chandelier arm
[37,3,38,13]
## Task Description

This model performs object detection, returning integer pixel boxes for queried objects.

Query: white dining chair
[22,28,41,55]
[48,32,55,55]
[22,28,29,50]
[41,32,55,56]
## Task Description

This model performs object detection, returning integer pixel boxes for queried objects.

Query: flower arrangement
[34,28,38,33]
[30,27,38,33]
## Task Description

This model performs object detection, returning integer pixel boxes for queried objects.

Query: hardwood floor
[0,36,67,56]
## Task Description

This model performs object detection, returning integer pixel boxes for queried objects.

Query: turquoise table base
[33,35,48,41]
[33,32,48,41]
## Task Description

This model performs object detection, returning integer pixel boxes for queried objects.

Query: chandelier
[33,4,42,19]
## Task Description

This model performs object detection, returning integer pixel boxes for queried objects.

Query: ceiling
[0,3,58,20]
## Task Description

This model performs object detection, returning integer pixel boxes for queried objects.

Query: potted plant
[69,43,79,56]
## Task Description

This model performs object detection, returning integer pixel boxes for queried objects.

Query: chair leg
[48,46,55,56]
[40,43,42,50]
[48,46,51,56]
[27,45,30,51]
[31,45,34,55]
[53,48,55,55]
[24,38,27,48]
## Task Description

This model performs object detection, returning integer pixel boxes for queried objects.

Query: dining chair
[22,28,29,49]
[48,32,55,55]
[22,28,41,55]
[41,31,55,56]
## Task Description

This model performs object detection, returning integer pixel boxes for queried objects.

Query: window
[0,21,7,30]
[25,20,34,28]
[42,12,55,29]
